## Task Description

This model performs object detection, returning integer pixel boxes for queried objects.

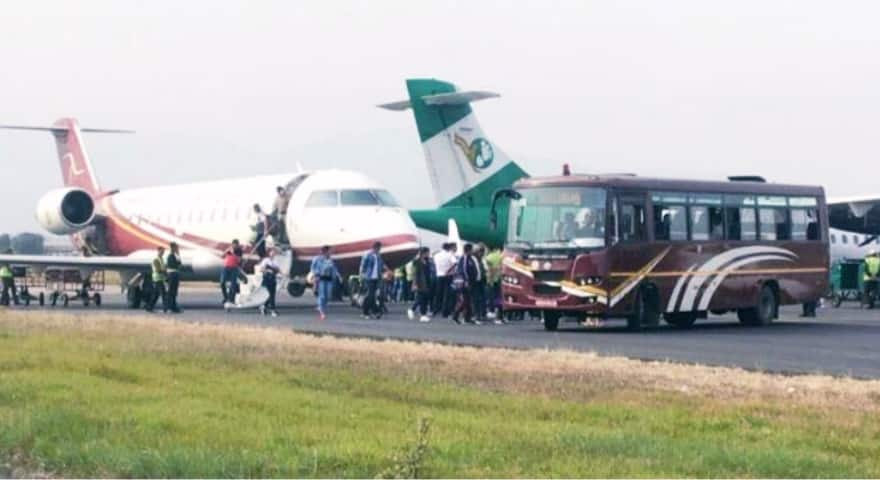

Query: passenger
[359,241,384,319]
[220,239,243,304]
[864,250,880,301]
[272,186,290,244]
[560,211,579,240]
[0,255,18,307]
[392,265,406,303]
[145,246,167,313]
[432,243,457,317]
[165,242,183,313]
[472,245,489,324]
[382,266,394,305]
[257,247,281,317]
[485,248,504,323]
[403,256,416,303]
[452,243,480,325]
[408,247,433,322]
[310,245,341,321]
[251,204,268,258]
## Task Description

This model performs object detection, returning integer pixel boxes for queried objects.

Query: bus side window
[690,206,709,241]
[724,207,741,240]
[791,208,820,241]
[618,195,646,243]
[653,204,686,241]
[759,208,790,241]
[740,207,757,240]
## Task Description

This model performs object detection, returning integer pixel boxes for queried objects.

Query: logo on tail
[453,134,494,172]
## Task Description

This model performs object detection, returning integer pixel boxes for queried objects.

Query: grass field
[1,312,879,478]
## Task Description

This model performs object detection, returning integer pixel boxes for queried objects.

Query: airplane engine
[35,187,96,235]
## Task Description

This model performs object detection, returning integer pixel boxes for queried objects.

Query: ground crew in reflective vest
[0,260,18,306]
[865,250,880,301]
[865,250,880,281]
[165,242,182,313]
[146,246,167,313]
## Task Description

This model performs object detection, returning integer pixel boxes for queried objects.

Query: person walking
[359,241,384,319]
[220,240,243,304]
[485,248,504,323]
[408,247,433,322]
[403,257,416,302]
[257,248,281,317]
[165,242,183,313]
[310,245,341,320]
[145,246,168,313]
[432,243,457,317]
[251,204,269,258]
[472,245,489,324]
[452,243,480,325]
[272,186,290,244]
[0,258,18,307]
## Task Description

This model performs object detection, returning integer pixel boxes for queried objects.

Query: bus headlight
[577,276,603,286]
[503,275,520,286]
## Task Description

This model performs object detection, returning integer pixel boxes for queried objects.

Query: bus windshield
[509,187,607,249]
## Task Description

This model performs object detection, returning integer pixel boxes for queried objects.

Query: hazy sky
[1,1,878,233]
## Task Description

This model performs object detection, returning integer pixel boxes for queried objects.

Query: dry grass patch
[3,310,878,412]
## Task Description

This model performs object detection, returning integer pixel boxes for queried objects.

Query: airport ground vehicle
[493,175,829,331]
[13,266,104,307]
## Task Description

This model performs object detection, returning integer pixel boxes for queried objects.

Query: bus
[492,174,829,331]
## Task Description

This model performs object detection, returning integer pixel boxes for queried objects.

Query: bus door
[608,191,655,313]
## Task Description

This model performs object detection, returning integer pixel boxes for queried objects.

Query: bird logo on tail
[454,134,494,172]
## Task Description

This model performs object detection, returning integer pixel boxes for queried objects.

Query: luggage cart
[37,268,106,308]
[830,260,864,307]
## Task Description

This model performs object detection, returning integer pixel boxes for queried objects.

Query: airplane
[0,118,420,307]
[382,78,880,263]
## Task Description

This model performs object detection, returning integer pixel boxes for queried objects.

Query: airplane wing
[0,254,152,271]
[827,195,880,238]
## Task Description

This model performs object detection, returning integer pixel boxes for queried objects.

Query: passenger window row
[830,233,880,245]
[650,193,821,242]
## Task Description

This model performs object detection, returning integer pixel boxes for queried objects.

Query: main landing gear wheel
[542,311,561,331]
[93,293,102,307]
[126,287,143,309]
[738,284,777,326]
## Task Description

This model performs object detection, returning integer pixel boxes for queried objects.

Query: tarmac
[7,288,880,379]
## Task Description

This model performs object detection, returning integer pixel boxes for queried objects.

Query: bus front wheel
[664,312,697,329]
[627,287,659,331]
[543,311,561,331]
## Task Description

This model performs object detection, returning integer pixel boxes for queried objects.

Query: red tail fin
[52,118,101,194]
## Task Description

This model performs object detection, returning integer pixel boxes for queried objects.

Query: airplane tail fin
[380,78,528,208]
[0,118,133,195]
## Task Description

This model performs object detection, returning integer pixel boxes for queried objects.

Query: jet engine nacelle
[35,187,96,235]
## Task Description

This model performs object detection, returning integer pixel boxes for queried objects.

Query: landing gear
[286,281,306,298]
[126,286,143,309]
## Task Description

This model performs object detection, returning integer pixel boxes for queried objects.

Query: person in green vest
[865,250,880,302]
[145,245,167,313]
[0,255,18,307]
[165,242,183,314]
[485,248,504,323]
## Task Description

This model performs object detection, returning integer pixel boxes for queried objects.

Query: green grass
[0,317,878,477]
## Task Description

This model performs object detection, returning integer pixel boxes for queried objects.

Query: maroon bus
[493,175,829,330]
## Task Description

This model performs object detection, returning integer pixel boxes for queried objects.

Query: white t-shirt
[433,250,457,277]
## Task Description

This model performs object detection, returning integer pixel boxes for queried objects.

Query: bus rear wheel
[543,311,561,331]
[738,284,777,326]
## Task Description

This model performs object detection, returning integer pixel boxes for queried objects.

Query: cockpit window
[373,190,400,207]
[340,190,380,206]
[306,190,339,207]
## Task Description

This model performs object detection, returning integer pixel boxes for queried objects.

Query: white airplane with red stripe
[0,118,420,304]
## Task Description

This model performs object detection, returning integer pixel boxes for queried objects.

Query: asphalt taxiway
[9,289,880,378]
